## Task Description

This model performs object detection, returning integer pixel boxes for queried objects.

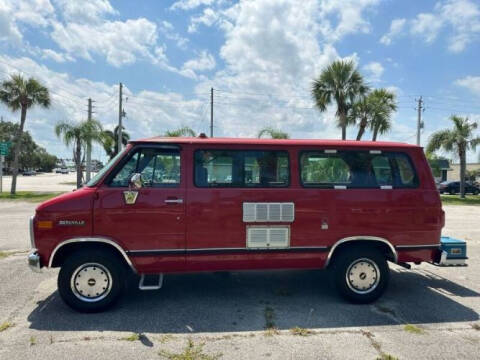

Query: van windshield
[86,150,125,187]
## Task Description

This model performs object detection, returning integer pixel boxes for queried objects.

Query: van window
[195,150,289,187]
[394,154,417,187]
[300,151,414,188]
[109,148,180,187]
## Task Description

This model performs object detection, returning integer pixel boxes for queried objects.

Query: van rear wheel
[332,246,389,303]
[58,250,125,312]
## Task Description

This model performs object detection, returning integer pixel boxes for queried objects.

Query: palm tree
[426,115,480,198]
[312,60,368,140]
[369,89,397,141]
[349,96,373,141]
[0,74,50,194]
[55,120,103,188]
[164,126,196,137]
[349,88,397,141]
[101,125,130,160]
[83,119,103,182]
[257,127,290,139]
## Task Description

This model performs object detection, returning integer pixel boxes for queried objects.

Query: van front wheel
[58,250,125,312]
[332,247,389,303]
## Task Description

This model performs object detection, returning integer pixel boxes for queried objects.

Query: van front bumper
[28,251,42,273]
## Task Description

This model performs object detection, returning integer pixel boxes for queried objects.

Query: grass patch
[0,251,10,259]
[441,195,480,206]
[290,327,314,336]
[59,182,77,186]
[0,191,63,203]
[0,321,14,332]
[29,336,36,346]
[376,354,399,360]
[404,324,424,334]
[158,339,222,360]
[120,333,140,341]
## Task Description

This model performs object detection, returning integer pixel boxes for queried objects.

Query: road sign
[0,142,11,156]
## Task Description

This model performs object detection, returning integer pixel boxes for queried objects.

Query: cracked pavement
[0,202,479,359]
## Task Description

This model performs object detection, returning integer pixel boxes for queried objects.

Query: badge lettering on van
[58,220,85,226]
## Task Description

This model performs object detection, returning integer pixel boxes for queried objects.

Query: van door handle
[165,199,183,204]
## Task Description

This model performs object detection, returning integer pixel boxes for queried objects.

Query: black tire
[449,190,455,195]
[331,246,389,304]
[58,249,126,312]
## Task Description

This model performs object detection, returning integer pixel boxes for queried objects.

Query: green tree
[101,125,130,160]
[257,127,290,139]
[164,126,196,137]
[426,115,480,198]
[55,120,103,188]
[369,89,397,141]
[349,88,397,141]
[0,120,57,172]
[0,74,50,194]
[312,60,368,140]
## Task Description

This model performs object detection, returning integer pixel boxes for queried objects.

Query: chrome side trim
[48,237,136,273]
[29,216,35,248]
[324,236,398,268]
[396,244,440,249]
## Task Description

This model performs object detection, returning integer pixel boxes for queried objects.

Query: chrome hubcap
[70,263,112,302]
[346,258,380,294]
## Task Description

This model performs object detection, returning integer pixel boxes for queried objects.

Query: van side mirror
[129,173,143,189]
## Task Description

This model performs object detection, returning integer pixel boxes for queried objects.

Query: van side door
[93,145,186,273]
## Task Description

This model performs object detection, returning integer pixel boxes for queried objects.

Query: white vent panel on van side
[242,203,256,222]
[242,203,295,222]
[247,227,269,248]
[268,227,289,248]
[246,226,290,249]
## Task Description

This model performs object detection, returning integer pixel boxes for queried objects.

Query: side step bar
[139,274,164,290]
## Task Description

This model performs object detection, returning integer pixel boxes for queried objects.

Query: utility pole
[210,87,214,137]
[86,98,93,182]
[416,96,424,146]
[118,82,123,154]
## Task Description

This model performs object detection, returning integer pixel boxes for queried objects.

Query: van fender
[48,237,137,273]
[324,236,398,268]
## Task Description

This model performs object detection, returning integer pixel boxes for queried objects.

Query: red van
[28,137,457,312]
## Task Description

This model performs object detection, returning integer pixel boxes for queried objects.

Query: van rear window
[300,151,418,189]
[195,150,289,187]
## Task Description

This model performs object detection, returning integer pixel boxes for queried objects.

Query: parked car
[22,170,36,176]
[438,181,479,195]
[28,137,464,312]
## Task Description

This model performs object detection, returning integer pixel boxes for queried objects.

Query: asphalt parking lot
[0,197,479,359]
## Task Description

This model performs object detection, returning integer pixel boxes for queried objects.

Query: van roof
[132,136,420,149]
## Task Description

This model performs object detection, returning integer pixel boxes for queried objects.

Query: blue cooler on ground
[436,236,468,266]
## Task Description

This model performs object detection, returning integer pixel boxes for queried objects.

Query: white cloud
[170,0,215,11]
[410,13,443,43]
[41,48,74,63]
[188,8,219,33]
[363,61,384,82]
[158,20,189,49]
[50,18,159,67]
[380,18,406,45]
[402,0,480,52]
[53,0,116,24]
[318,0,380,42]
[183,50,216,72]
[455,76,480,96]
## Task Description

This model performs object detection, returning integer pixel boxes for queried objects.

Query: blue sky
[0,0,479,162]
